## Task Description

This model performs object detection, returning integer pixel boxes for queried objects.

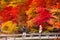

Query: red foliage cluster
[34,7,51,27]
[0,6,19,22]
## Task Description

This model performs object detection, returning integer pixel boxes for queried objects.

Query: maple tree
[0,0,60,33]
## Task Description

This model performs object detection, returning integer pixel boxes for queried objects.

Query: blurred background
[0,0,60,34]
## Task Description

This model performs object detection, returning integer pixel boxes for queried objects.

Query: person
[22,26,26,37]
[39,25,42,33]
[39,25,42,40]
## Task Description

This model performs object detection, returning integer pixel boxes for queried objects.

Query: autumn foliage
[0,0,60,33]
